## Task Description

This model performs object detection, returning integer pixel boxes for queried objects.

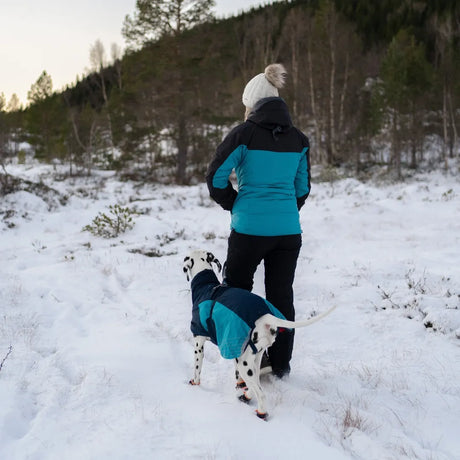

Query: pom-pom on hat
[242,63,287,109]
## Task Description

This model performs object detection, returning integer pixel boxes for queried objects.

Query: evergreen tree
[7,94,21,112]
[27,71,53,105]
[4,94,23,157]
[427,0,460,161]
[122,0,215,47]
[380,30,433,176]
[0,93,7,163]
[25,71,69,162]
[122,0,215,184]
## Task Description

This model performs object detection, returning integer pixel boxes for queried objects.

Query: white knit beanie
[242,63,287,109]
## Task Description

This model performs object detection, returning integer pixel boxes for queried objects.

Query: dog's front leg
[189,335,207,385]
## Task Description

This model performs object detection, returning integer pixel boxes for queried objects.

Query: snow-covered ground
[1,163,459,460]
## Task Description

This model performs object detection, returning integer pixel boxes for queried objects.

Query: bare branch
[0,345,13,373]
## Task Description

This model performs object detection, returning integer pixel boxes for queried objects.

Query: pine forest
[1,0,459,184]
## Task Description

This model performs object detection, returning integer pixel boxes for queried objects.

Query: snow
[1,163,459,459]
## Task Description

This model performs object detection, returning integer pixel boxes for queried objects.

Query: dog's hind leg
[236,348,267,419]
[189,335,207,385]
[235,359,249,401]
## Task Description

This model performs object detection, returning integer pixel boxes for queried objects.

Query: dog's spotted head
[183,250,222,282]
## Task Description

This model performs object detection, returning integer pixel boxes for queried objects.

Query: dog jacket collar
[190,270,286,359]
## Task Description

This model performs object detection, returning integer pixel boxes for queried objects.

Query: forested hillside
[1,0,459,183]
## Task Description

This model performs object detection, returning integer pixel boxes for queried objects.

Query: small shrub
[442,189,454,201]
[83,204,137,238]
[128,247,177,258]
[341,403,368,438]
[155,229,185,246]
[203,231,216,240]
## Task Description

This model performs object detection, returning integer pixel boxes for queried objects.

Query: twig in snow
[377,285,401,309]
[0,345,13,373]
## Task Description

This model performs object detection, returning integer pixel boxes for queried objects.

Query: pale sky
[0,0,267,107]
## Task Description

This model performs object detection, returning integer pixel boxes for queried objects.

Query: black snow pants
[223,230,302,377]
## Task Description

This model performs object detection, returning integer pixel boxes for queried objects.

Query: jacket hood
[247,97,293,136]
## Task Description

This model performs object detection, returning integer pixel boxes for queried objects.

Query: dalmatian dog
[183,249,336,420]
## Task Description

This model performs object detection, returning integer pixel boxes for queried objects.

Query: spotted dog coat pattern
[190,269,286,359]
[185,250,336,419]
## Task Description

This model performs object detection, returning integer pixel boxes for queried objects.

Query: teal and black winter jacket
[206,97,310,236]
[190,269,286,359]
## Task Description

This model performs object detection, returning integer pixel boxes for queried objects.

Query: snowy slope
[1,164,459,460]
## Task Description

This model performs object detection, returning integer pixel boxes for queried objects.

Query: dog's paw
[255,410,268,421]
[189,379,200,385]
[235,379,248,390]
[238,393,252,404]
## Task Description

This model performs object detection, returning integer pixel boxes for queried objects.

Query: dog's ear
[183,256,194,282]
[214,258,222,273]
[183,266,190,282]
[206,252,222,273]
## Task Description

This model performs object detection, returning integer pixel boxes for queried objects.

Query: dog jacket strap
[205,285,225,345]
[205,299,218,345]
[246,336,258,354]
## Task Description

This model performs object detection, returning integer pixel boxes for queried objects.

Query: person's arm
[206,125,246,211]
[295,135,311,210]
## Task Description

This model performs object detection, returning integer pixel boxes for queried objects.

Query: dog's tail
[269,305,337,329]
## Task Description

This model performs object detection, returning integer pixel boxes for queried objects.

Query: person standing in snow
[206,64,311,378]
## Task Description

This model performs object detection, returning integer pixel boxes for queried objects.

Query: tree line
[1,0,459,183]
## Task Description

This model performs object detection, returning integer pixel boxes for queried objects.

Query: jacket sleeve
[206,125,246,211]
[295,133,311,210]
